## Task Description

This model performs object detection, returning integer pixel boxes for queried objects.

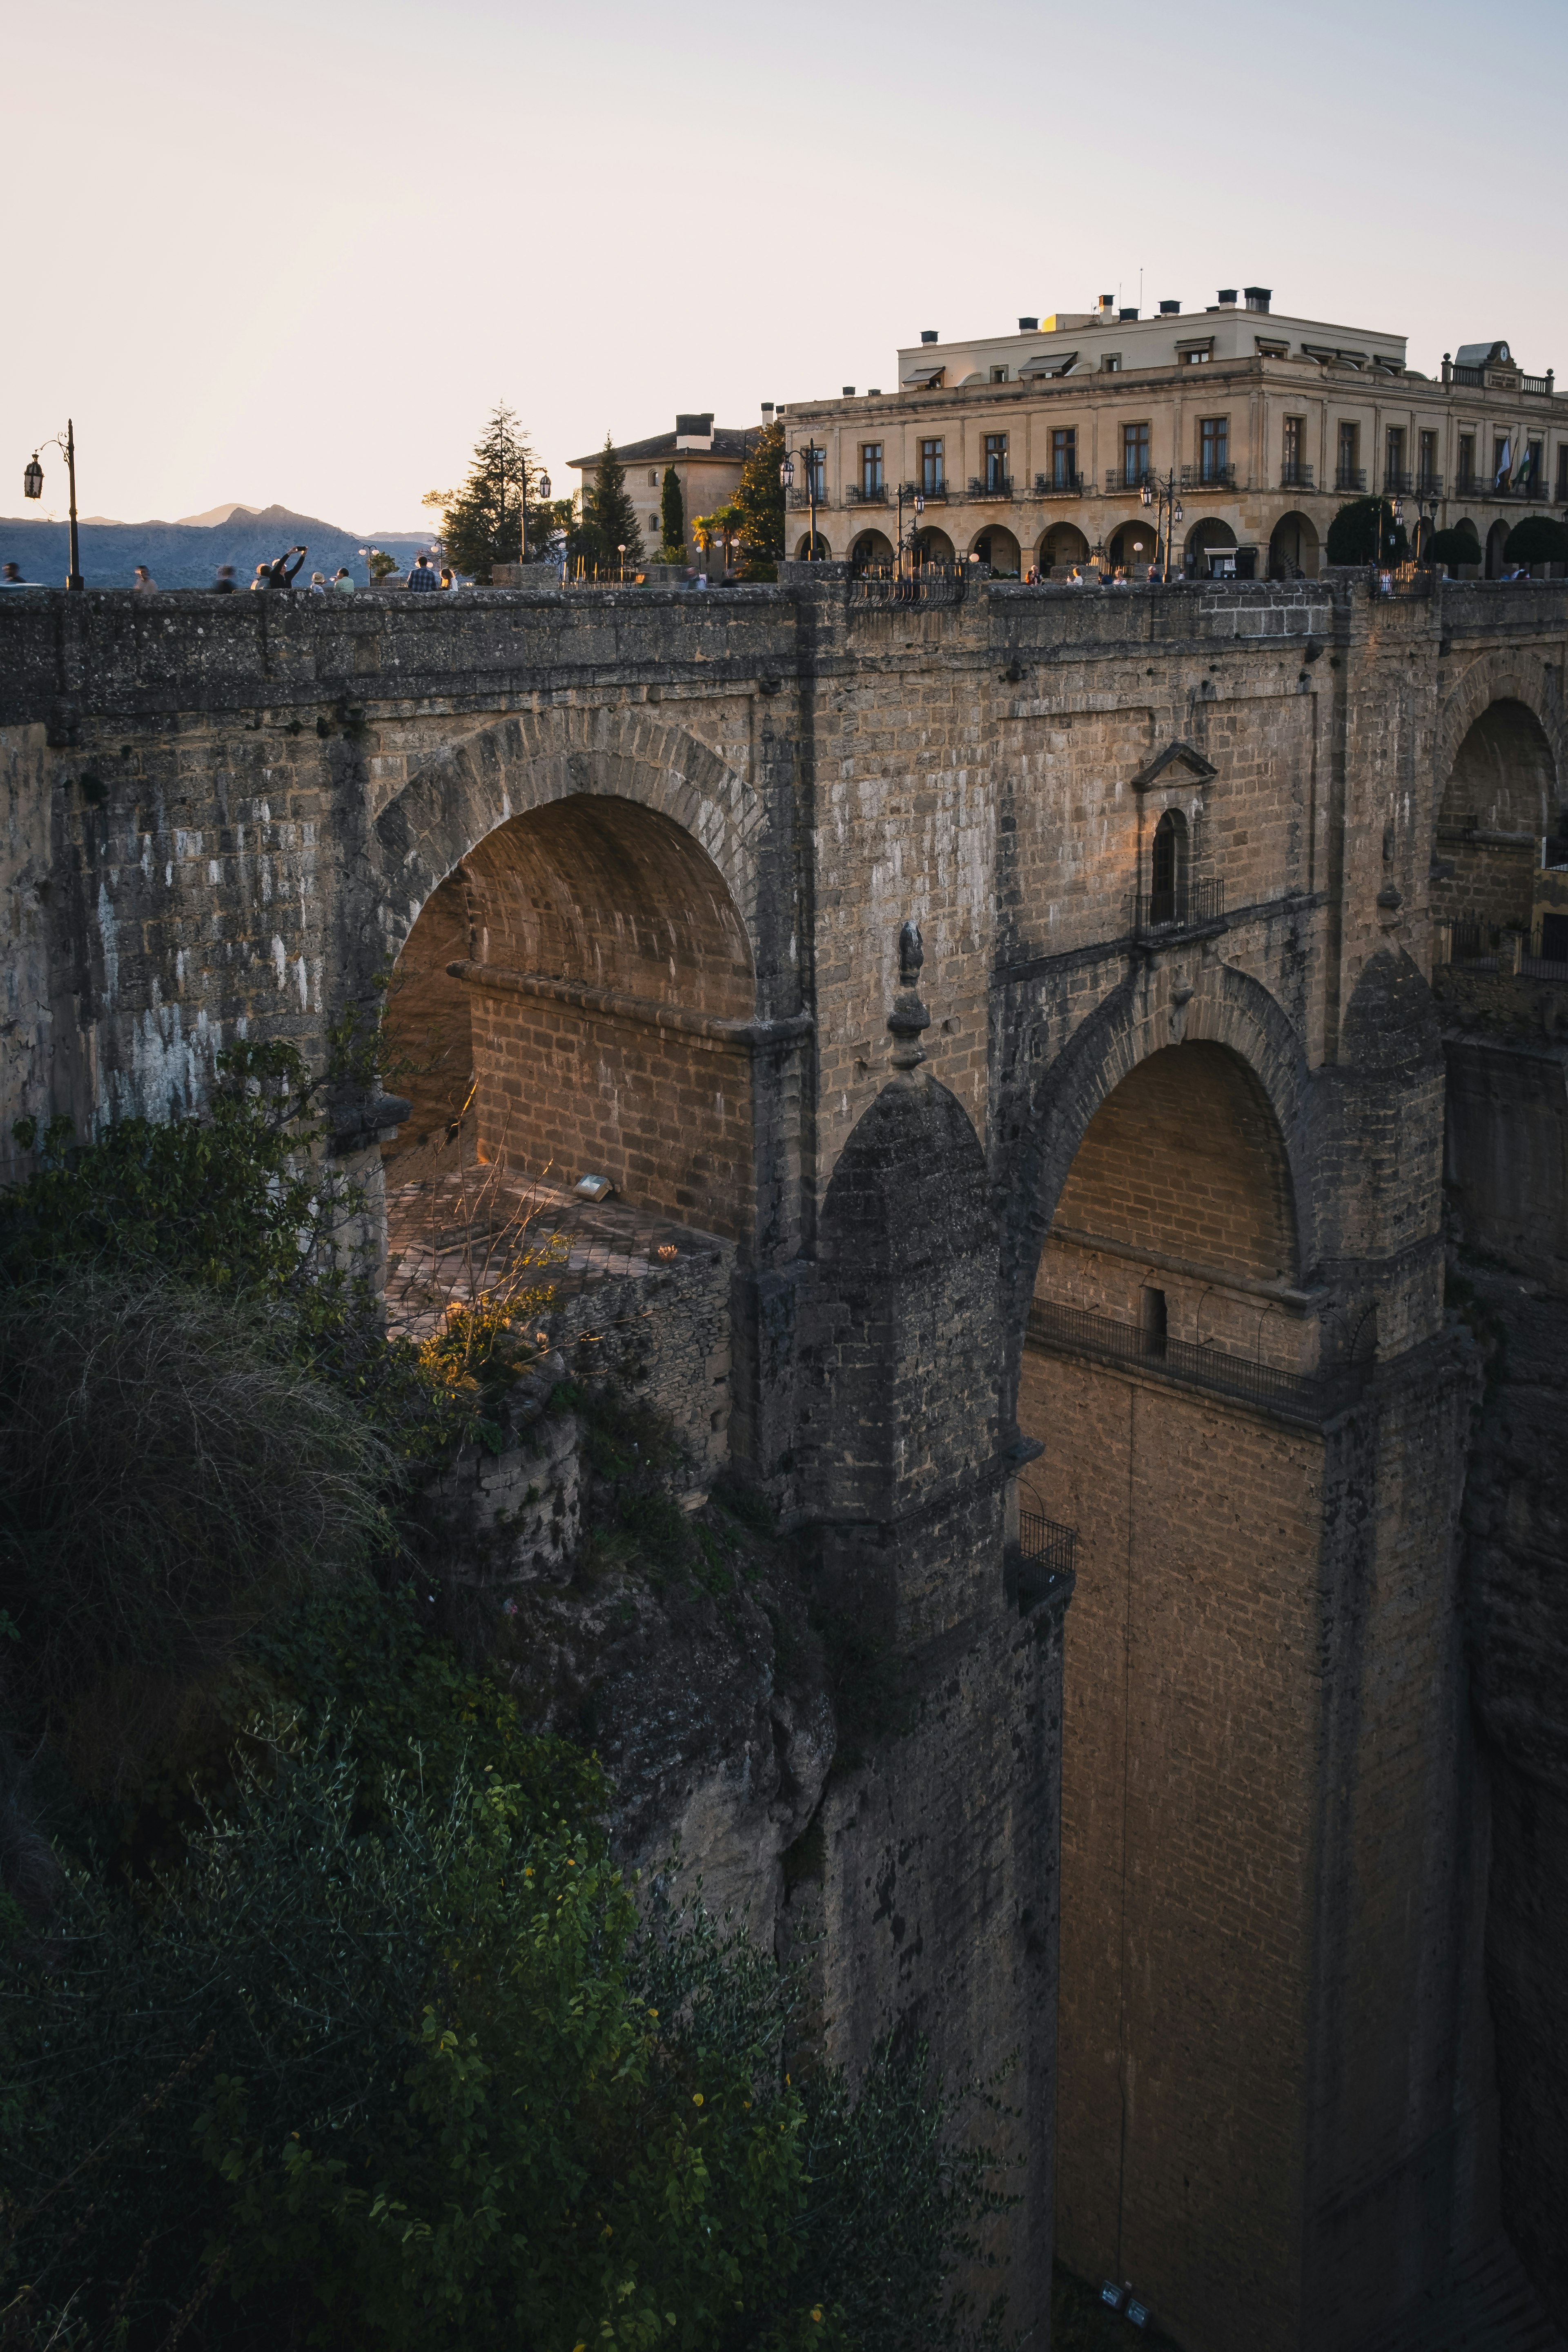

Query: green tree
[733,419,785,581]
[660,464,686,557]
[1326,496,1409,567]
[574,434,644,571]
[1503,514,1568,566]
[423,404,564,583]
[1428,525,1480,572]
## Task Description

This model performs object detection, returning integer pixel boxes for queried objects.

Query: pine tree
[659,465,686,556]
[575,434,644,570]
[733,419,784,581]
[423,404,566,583]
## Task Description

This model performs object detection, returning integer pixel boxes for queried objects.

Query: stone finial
[889,918,931,1076]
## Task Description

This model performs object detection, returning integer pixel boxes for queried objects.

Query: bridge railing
[1026,1299,1363,1420]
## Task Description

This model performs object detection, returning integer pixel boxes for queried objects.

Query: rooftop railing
[1026,1299,1362,1420]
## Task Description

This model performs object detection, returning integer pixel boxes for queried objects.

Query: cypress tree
[577,434,644,569]
[733,419,785,580]
[660,465,685,556]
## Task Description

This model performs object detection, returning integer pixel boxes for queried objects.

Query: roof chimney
[1018,316,1039,331]
[920,329,939,344]
[1217,288,1237,306]
[1119,307,1138,321]
[842,386,855,396]
[761,401,773,414]
[1244,286,1272,313]
[1159,299,1180,315]
[1098,294,1114,317]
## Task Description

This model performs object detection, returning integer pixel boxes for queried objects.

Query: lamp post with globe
[1139,470,1184,582]
[22,420,83,590]
[520,465,551,566]
[780,443,824,561]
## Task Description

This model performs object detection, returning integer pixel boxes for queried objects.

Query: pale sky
[8,0,1566,530]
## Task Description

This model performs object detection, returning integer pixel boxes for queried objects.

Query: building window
[808,448,826,499]
[921,438,944,492]
[860,442,884,495]
[1337,421,1360,488]
[1182,348,1212,365]
[1494,436,1510,488]
[1101,354,1122,373]
[1123,421,1150,486]
[1418,429,1438,491]
[1385,425,1406,490]
[1200,416,1228,482]
[649,470,659,486]
[989,365,1008,383]
[1557,445,1568,500]
[1527,438,1545,492]
[1457,434,1475,490]
[1283,416,1304,484]
[1052,427,1077,488]
[984,433,1008,490]
[1151,806,1188,920]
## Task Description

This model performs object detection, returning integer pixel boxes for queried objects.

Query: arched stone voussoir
[370,704,761,959]
[1000,958,1316,1323]
[1435,649,1567,797]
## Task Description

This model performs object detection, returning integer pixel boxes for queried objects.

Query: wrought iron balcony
[1034,470,1086,496]
[1026,1298,1363,1420]
[901,479,948,503]
[1104,466,1154,493]
[1278,462,1315,490]
[846,482,888,505]
[1335,466,1367,492]
[1133,878,1225,935]
[785,484,829,509]
[1383,470,1414,496]
[1012,1507,1078,1610]
[968,473,1014,500]
[1416,472,1444,497]
[1180,463,1237,491]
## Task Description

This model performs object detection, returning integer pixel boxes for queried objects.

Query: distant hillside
[0,503,428,590]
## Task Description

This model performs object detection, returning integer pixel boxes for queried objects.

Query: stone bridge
[4,571,1566,2352]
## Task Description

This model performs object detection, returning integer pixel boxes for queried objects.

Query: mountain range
[0,502,430,590]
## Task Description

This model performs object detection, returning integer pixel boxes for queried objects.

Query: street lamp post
[896,483,925,573]
[520,463,551,567]
[22,419,84,590]
[1139,470,1185,581]
[780,443,824,560]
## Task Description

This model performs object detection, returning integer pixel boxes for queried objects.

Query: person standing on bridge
[266,546,307,590]
[408,553,439,592]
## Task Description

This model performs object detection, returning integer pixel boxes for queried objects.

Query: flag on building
[1494,437,1512,489]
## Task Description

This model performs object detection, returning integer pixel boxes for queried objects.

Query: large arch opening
[1106,517,1156,574]
[1434,697,1559,937]
[1268,509,1320,577]
[1039,521,1090,575]
[1184,516,1237,576]
[382,793,757,1243]
[970,523,1021,576]
[1017,1039,1325,2319]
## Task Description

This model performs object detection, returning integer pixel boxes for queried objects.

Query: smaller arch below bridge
[1434,695,1561,938]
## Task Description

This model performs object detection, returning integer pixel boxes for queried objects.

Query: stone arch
[850,527,895,568]
[969,523,1021,575]
[1000,960,1312,1414]
[371,707,772,1244]
[1486,518,1510,579]
[794,531,833,560]
[1433,658,1566,933]
[1040,521,1089,573]
[370,703,764,979]
[1106,517,1156,572]
[1184,516,1236,574]
[1268,510,1320,578]
[915,525,955,564]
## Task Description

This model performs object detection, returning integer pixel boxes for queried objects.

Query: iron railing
[1026,1299,1359,1419]
[1442,919,1568,980]
[1368,566,1434,599]
[1035,470,1086,496]
[1451,363,1485,387]
[846,482,888,504]
[968,473,1013,499]
[1018,1509,1077,1577]
[784,485,829,510]
[1279,462,1315,489]
[1383,469,1414,495]
[1105,466,1155,492]
[902,479,948,502]
[1335,466,1367,492]
[1417,472,1444,497]
[1180,462,1237,491]
[851,562,974,606]
[1133,878,1225,934]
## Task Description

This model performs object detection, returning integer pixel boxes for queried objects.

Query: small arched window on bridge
[1151,808,1189,926]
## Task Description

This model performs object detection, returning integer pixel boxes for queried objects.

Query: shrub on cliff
[2,1580,1006,2352]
